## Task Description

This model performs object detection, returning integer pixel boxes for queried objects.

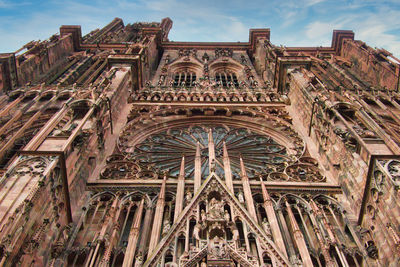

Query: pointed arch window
[215,72,239,88]
[173,71,196,87]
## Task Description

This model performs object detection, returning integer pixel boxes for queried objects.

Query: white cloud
[282,4,400,56]
[0,0,30,8]
[306,21,337,40]
[305,0,325,6]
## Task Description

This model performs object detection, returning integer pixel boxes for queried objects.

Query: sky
[1,0,400,57]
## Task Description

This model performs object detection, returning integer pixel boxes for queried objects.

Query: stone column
[239,156,262,259]
[239,156,257,219]
[285,201,313,266]
[295,204,314,250]
[173,236,182,263]
[308,201,334,267]
[208,129,215,172]
[194,142,202,192]
[119,203,133,244]
[122,198,145,267]
[99,202,123,267]
[174,156,185,222]
[223,142,234,192]
[242,220,252,254]
[259,176,287,258]
[148,174,167,254]
[138,205,154,255]
[317,203,349,267]
[88,196,119,267]
[185,219,190,252]
[276,205,297,264]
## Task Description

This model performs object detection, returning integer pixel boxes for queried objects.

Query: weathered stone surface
[0,18,398,266]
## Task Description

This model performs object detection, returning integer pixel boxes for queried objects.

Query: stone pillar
[138,205,154,255]
[223,142,234,192]
[174,156,185,222]
[185,219,190,252]
[173,236,179,263]
[239,156,263,259]
[285,201,313,266]
[88,196,119,267]
[122,198,145,267]
[259,176,287,258]
[308,201,334,267]
[99,202,123,267]
[148,174,167,254]
[194,142,202,192]
[276,206,297,263]
[208,129,215,172]
[295,204,314,250]
[317,203,349,267]
[242,220,252,254]
[239,156,257,219]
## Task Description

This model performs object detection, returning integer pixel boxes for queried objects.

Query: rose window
[123,123,293,179]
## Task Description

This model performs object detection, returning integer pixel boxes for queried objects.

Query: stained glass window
[128,123,292,179]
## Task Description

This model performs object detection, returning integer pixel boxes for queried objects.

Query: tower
[0,17,399,266]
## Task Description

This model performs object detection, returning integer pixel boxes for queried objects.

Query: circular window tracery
[125,123,294,179]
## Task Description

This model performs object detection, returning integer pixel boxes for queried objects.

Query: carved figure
[201,209,206,222]
[208,198,224,219]
[232,226,239,243]
[193,222,202,241]
[224,210,230,222]
[185,191,192,204]
[162,219,171,236]
[237,191,245,203]
[262,218,271,237]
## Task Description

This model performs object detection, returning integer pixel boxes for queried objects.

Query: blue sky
[1,0,400,56]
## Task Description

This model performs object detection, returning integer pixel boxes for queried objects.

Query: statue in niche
[162,219,171,237]
[232,225,239,244]
[193,222,202,241]
[201,209,207,222]
[185,191,192,205]
[224,210,230,222]
[262,218,272,237]
[200,258,207,267]
[237,191,245,203]
[208,198,224,220]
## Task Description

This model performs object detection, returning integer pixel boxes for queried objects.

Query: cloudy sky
[1,0,400,56]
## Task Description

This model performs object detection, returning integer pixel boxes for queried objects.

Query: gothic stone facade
[0,17,399,267]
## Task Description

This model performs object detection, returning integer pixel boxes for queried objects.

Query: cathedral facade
[0,17,399,266]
